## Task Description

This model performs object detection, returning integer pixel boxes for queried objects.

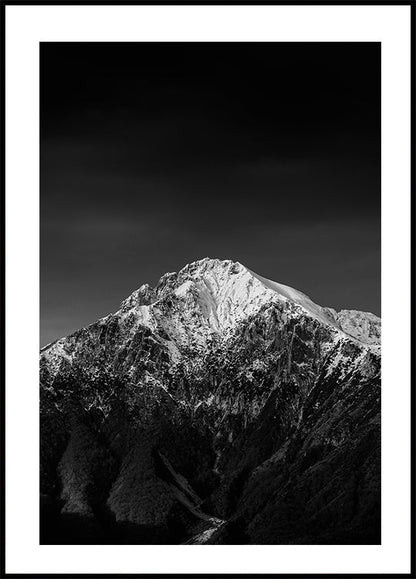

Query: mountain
[40,258,381,545]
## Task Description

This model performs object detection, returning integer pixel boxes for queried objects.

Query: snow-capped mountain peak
[40,257,381,545]
[42,258,380,376]
[247,268,340,329]
[119,258,341,343]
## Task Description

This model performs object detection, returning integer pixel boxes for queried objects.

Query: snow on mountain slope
[248,268,341,330]
[121,258,336,333]
[166,259,283,330]
[335,309,381,345]
[41,258,379,372]
[118,258,369,347]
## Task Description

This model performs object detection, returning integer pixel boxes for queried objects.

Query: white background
[5,4,412,575]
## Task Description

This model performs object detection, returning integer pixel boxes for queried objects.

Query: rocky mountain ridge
[40,258,381,544]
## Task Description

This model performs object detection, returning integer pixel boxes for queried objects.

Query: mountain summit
[40,258,381,545]
[121,257,341,336]
[119,257,380,346]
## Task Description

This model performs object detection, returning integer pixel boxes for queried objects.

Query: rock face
[40,258,381,544]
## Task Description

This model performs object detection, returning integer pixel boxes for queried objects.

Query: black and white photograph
[2,2,414,576]
[39,41,382,546]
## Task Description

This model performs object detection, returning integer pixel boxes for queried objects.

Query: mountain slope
[40,258,380,544]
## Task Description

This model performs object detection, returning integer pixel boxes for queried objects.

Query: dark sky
[41,42,380,346]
